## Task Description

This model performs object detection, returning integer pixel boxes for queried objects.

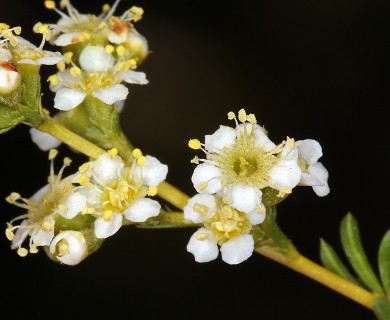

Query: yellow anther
[6,192,21,203]
[78,175,90,185]
[132,148,143,159]
[197,182,208,191]
[130,6,144,22]
[63,157,72,166]
[137,156,146,166]
[287,137,295,149]
[108,148,118,159]
[238,109,247,123]
[70,66,81,77]
[195,232,209,241]
[13,26,21,35]
[17,248,28,257]
[49,148,58,160]
[227,111,235,120]
[248,113,257,124]
[116,45,126,56]
[78,32,90,42]
[147,186,158,196]
[102,3,110,13]
[82,205,95,215]
[105,44,114,54]
[188,139,201,150]
[47,74,58,86]
[57,61,65,72]
[64,51,73,63]
[44,1,56,9]
[128,59,137,69]
[190,156,200,164]
[0,23,10,31]
[193,203,209,215]
[103,210,113,222]
[30,245,38,254]
[41,221,53,232]
[57,239,70,256]
[256,206,266,214]
[5,228,14,241]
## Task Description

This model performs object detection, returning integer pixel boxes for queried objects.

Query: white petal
[108,30,128,44]
[116,100,125,112]
[139,155,168,186]
[79,46,114,72]
[226,184,262,214]
[94,214,123,239]
[184,194,217,223]
[76,186,102,206]
[50,231,87,266]
[252,125,276,151]
[54,88,86,111]
[123,70,149,84]
[56,192,87,219]
[15,36,36,49]
[124,198,161,222]
[32,216,55,246]
[296,139,323,164]
[220,234,254,265]
[92,153,124,185]
[54,32,81,46]
[92,84,128,105]
[268,147,301,189]
[35,51,64,65]
[0,68,19,93]
[191,163,222,194]
[246,209,266,225]
[299,172,322,186]
[30,128,62,151]
[309,162,330,196]
[30,184,50,202]
[186,228,219,263]
[204,125,236,152]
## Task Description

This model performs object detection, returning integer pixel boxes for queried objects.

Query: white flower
[79,46,114,72]
[296,139,330,196]
[189,109,301,215]
[5,150,80,257]
[50,231,87,265]
[75,149,167,238]
[49,62,148,111]
[30,128,62,151]
[184,193,264,265]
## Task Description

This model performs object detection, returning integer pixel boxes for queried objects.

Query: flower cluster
[5,148,168,265]
[185,109,329,264]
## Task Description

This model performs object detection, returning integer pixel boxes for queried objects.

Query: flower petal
[123,70,149,84]
[296,139,323,164]
[92,153,124,185]
[186,228,219,263]
[246,209,266,225]
[220,234,254,265]
[204,125,236,152]
[309,162,330,196]
[225,184,262,214]
[79,45,114,72]
[54,88,86,111]
[54,32,81,46]
[30,128,62,151]
[139,155,168,186]
[92,84,128,105]
[191,163,222,194]
[32,216,55,246]
[50,231,87,266]
[252,124,276,151]
[56,192,87,219]
[124,198,161,222]
[94,214,123,239]
[184,194,217,223]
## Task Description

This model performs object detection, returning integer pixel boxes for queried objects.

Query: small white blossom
[50,231,87,266]
[0,61,19,93]
[189,109,301,215]
[296,139,330,196]
[75,149,167,238]
[184,193,264,265]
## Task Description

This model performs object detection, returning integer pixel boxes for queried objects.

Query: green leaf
[0,104,24,134]
[320,238,360,285]
[379,229,390,295]
[373,298,390,320]
[340,213,384,294]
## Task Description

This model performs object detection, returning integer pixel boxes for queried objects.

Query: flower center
[206,205,251,244]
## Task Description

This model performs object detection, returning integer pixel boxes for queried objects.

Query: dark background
[1,0,388,319]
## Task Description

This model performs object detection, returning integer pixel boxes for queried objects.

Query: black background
[1,1,388,319]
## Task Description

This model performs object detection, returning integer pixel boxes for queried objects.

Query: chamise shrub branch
[0,1,389,319]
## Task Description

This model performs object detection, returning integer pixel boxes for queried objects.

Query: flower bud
[50,231,88,266]
[0,62,20,94]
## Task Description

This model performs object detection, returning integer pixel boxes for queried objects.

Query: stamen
[188,139,201,150]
